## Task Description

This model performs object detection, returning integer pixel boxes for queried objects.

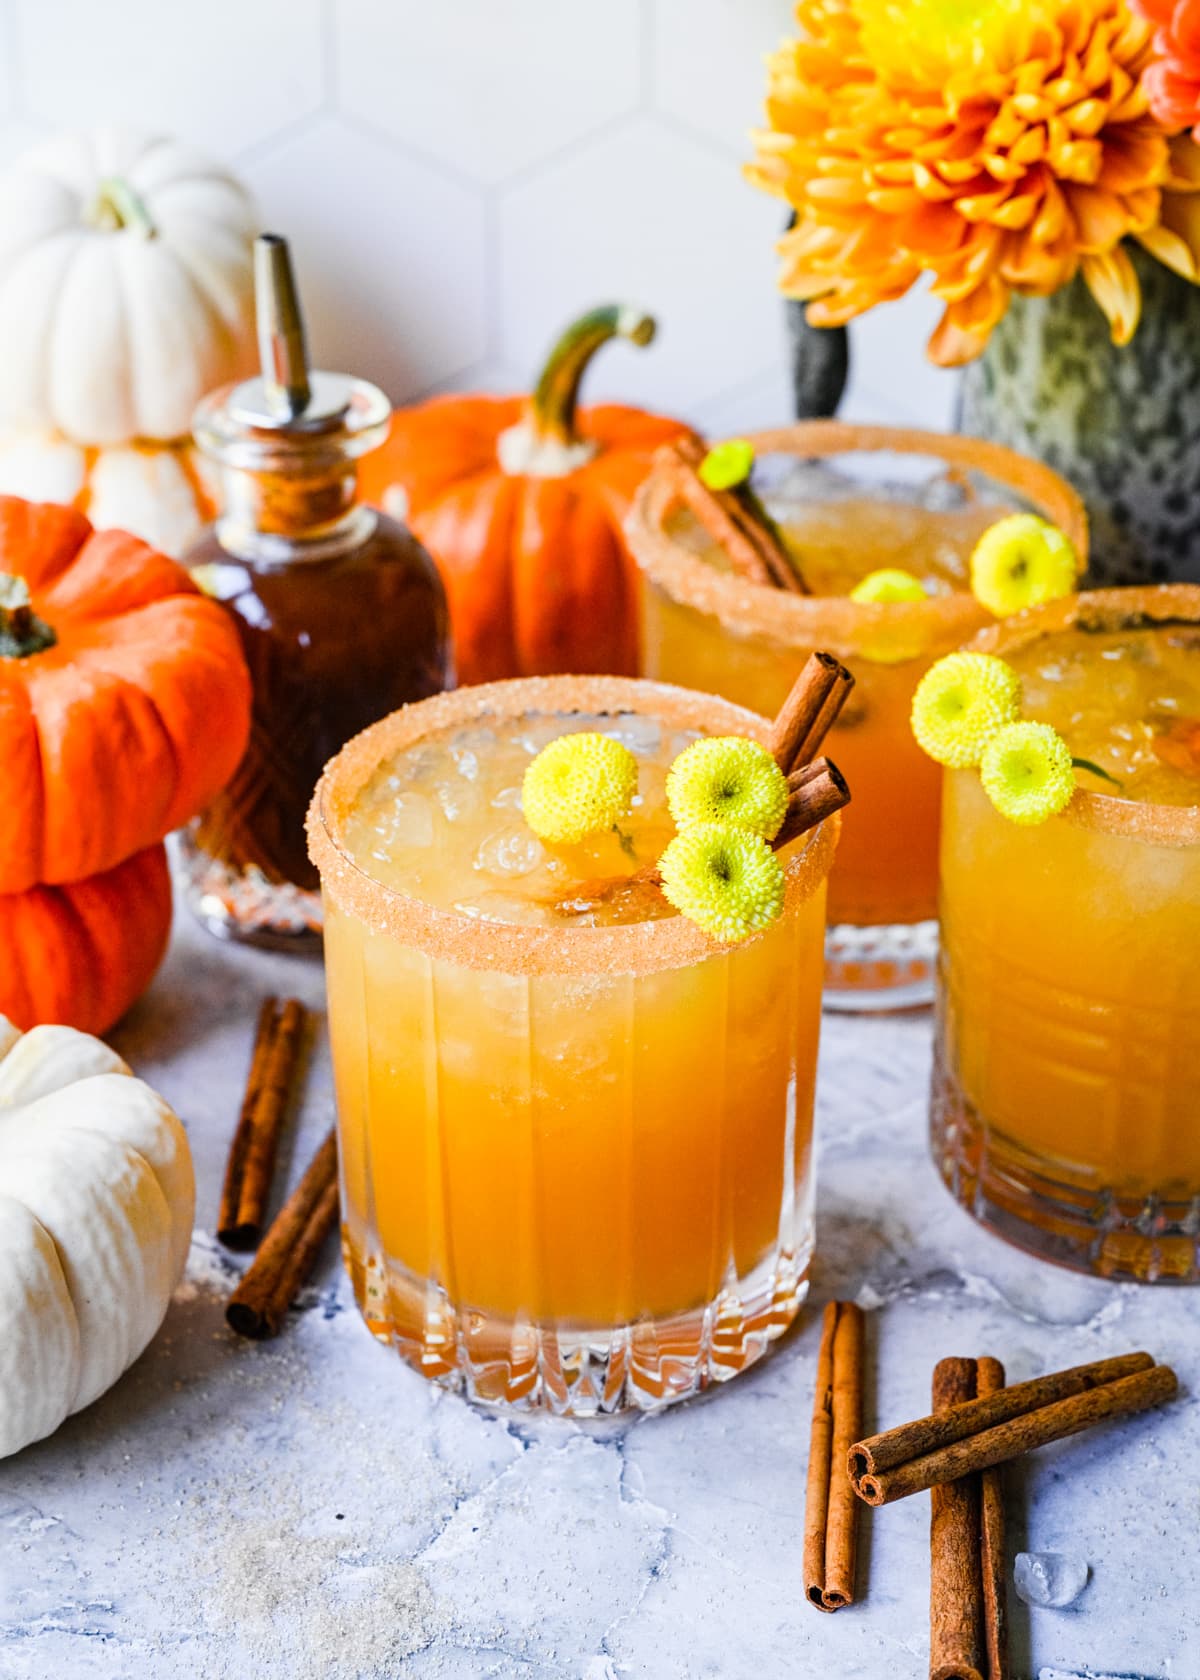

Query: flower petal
[1081,245,1142,342]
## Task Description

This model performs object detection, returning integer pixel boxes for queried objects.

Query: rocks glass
[627,421,1086,1009]
[932,586,1200,1280]
[308,675,838,1412]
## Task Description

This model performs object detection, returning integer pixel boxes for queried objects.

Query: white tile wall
[0,0,959,434]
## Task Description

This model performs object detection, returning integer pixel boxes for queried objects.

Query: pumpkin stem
[86,177,157,239]
[527,305,656,449]
[0,575,56,659]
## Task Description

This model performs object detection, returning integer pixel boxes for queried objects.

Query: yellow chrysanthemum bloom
[849,567,928,604]
[747,0,1200,367]
[658,822,786,942]
[980,720,1076,822]
[666,736,790,840]
[970,514,1081,615]
[911,651,1022,766]
[522,732,638,845]
[699,438,755,491]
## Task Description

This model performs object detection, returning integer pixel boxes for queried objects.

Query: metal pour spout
[254,233,312,421]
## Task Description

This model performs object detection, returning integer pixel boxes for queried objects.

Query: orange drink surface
[628,423,1087,1008]
[308,676,837,1413]
[933,587,1200,1281]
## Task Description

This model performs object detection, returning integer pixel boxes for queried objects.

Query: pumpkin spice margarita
[309,670,845,1413]
[627,422,1086,1008]
[923,586,1200,1281]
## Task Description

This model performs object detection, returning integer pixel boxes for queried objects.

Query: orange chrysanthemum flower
[1138,0,1200,136]
[748,0,1200,364]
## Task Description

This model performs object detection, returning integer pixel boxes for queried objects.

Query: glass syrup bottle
[179,233,452,949]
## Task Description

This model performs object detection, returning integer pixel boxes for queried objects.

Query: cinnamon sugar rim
[968,585,1200,848]
[626,421,1088,654]
[308,675,839,976]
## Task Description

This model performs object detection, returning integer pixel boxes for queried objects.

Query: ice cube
[475,826,545,877]
[515,715,577,755]
[609,714,662,757]
[451,745,479,781]
[436,780,481,823]
[491,784,525,810]
[1014,1551,1089,1609]
[373,792,434,850]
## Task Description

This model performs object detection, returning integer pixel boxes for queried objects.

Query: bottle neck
[212,460,377,564]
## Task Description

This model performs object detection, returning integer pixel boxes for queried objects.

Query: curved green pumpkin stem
[528,305,656,449]
[0,575,56,659]
[87,177,157,239]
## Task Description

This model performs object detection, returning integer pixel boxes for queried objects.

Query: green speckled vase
[958,243,1200,586]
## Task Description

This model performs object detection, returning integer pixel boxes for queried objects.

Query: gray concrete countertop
[1,910,1193,1680]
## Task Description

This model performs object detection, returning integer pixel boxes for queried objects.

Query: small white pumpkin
[0,127,257,446]
[0,427,217,558]
[0,1017,194,1461]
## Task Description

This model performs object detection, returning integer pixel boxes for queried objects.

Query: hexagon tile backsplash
[0,0,959,436]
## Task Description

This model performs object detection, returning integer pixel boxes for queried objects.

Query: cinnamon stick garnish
[977,1357,1009,1680]
[850,1351,1176,1506]
[775,758,850,849]
[769,651,855,771]
[666,436,807,593]
[804,1302,865,1612]
[226,1128,339,1339]
[930,1358,985,1680]
[218,997,308,1251]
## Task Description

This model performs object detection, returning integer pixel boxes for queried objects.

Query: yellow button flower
[698,439,755,491]
[970,515,1080,618]
[849,568,927,605]
[980,721,1076,825]
[666,736,789,841]
[911,652,1022,768]
[522,732,638,846]
[658,822,785,943]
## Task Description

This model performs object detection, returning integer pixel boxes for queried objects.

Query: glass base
[174,832,323,953]
[823,919,937,1012]
[343,1237,812,1415]
[932,1047,1200,1283]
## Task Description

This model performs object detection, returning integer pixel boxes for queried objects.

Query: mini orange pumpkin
[358,306,693,685]
[0,496,252,892]
[0,844,171,1034]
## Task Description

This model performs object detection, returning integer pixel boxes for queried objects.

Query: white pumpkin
[0,1017,194,1461]
[0,127,257,446]
[0,428,216,559]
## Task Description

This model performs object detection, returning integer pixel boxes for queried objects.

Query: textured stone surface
[0,911,1193,1678]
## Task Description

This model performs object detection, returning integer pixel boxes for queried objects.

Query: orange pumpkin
[0,496,252,892]
[359,306,693,685]
[0,844,171,1034]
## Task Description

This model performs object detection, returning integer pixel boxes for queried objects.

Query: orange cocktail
[308,675,837,1412]
[933,587,1200,1281]
[628,422,1086,1009]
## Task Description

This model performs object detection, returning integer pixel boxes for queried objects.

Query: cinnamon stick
[803,1302,865,1611]
[667,436,807,593]
[220,998,308,1251]
[851,1352,1176,1506]
[226,1128,339,1339]
[930,1358,985,1680]
[775,758,850,849]
[768,651,855,773]
[851,1351,1151,1484]
[218,996,279,1248]
[976,1357,1009,1680]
